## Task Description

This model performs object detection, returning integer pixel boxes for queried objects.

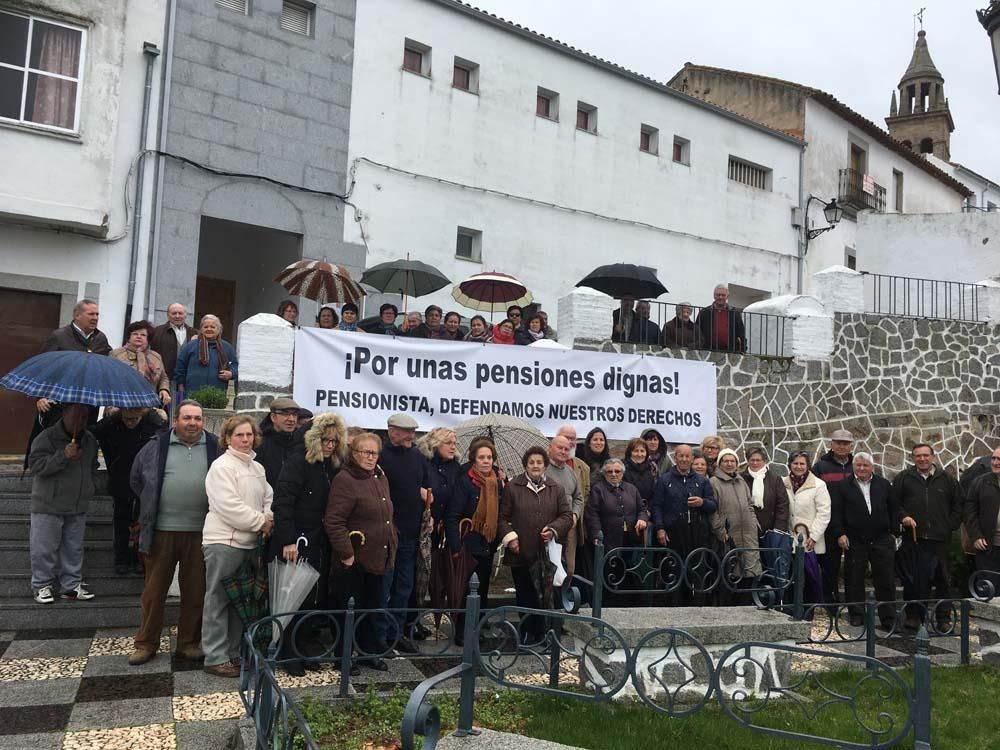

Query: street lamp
[806,197,843,241]
[979,2,1000,95]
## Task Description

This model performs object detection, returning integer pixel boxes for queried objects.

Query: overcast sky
[471,0,999,184]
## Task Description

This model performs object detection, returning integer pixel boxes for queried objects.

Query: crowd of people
[20,297,1000,681]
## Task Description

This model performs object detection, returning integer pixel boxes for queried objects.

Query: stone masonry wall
[576,312,1000,477]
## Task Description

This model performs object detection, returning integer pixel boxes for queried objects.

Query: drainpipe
[796,142,807,294]
[124,41,161,330]
[143,0,177,321]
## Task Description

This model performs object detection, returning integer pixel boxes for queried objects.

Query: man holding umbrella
[28,403,99,603]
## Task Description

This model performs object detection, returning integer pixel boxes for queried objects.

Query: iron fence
[839,168,887,213]
[625,300,791,358]
[862,272,988,323]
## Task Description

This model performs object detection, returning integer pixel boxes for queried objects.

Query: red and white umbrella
[274,260,365,305]
[451,271,533,318]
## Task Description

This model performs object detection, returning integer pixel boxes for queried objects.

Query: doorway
[0,288,61,455]
[194,276,236,344]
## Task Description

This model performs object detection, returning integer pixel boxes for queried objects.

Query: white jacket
[783,473,831,555]
[203,447,273,549]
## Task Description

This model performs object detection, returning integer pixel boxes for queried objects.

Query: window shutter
[216,0,248,14]
[281,1,311,35]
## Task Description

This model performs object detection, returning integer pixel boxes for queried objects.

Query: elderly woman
[515,313,546,345]
[446,438,503,641]
[783,451,832,606]
[699,435,724,477]
[174,314,238,395]
[415,305,445,339]
[490,318,517,345]
[324,432,396,671]
[660,303,704,349]
[623,439,657,517]
[315,306,339,329]
[709,449,762,599]
[499,446,573,645]
[580,427,611,486]
[588,458,649,550]
[337,303,360,331]
[111,320,171,407]
[271,412,347,675]
[277,300,299,325]
[442,311,465,340]
[743,448,790,538]
[418,428,461,551]
[641,428,673,475]
[464,315,491,343]
[202,415,273,677]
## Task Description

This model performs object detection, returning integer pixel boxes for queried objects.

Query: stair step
[0,494,115,515]
[0,540,118,568]
[0,571,147,598]
[0,594,178,630]
[0,474,108,495]
[0,514,114,541]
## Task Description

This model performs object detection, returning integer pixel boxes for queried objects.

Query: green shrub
[187,385,229,409]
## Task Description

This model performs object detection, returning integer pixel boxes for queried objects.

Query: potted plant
[186,386,233,434]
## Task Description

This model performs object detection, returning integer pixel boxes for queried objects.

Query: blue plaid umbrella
[0,351,160,408]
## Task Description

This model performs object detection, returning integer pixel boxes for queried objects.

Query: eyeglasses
[354,449,379,458]
[605,468,624,474]
[321,438,338,446]
[991,457,1000,462]
[509,312,521,317]
[272,409,298,417]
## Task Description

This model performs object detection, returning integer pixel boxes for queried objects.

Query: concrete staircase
[0,471,178,630]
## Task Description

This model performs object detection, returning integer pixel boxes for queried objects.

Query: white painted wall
[0,0,165,345]
[347,0,803,327]
[801,98,965,281]
[926,156,1000,211]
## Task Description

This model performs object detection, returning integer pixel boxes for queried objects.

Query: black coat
[586,478,649,550]
[379,442,431,538]
[891,466,961,542]
[964,471,1000,546]
[623,458,657,503]
[627,318,660,345]
[270,451,338,566]
[150,323,196,380]
[93,411,166,499]
[829,474,896,543]
[445,471,503,556]
[256,418,304,491]
[741,468,790,533]
[43,324,112,355]
[427,454,462,545]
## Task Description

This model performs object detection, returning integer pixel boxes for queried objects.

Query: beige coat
[783,472,832,554]
[203,447,273,549]
[710,471,762,578]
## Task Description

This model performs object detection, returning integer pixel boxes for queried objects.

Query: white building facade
[346,0,805,327]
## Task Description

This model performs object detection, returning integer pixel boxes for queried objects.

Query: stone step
[0,473,108,494]
[0,540,118,568]
[0,593,177,630]
[0,571,146,597]
[0,493,115,516]
[0,514,114,541]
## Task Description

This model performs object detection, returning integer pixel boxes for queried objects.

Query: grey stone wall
[578,313,1000,477]
[154,0,363,317]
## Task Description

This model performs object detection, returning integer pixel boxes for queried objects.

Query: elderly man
[892,443,961,630]
[28,403,98,604]
[256,397,305,490]
[94,407,166,575]
[696,284,746,353]
[830,453,897,629]
[378,413,430,651]
[627,301,660,345]
[556,426,590,578]
[964,446,1000,589]
[812,429,856,608]
[660,303,704,349]
[612,297,635,342]
[547,434,584,581]
[151,303,196,384]
[128,400,221,665]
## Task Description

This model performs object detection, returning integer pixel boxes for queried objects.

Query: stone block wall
[577,312,1000,477]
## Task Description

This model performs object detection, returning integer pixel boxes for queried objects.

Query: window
[280,1,312,35]
[452,57,479,93]
[536,86,558,120]
[455,227,482,262]
[216,0,248,13]
[576,101,597,133]
[672,135,690,165]
[919,137,934,154]
[728,156,770,190]
[845,247,857,270]
[402,39,430,76]
[639,124,658,155]
[0,10,85,133]
[893,169,904,212]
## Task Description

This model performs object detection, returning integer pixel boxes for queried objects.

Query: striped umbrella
[451,271,533,318]
[274,260,365,305]
[0,351,160,408]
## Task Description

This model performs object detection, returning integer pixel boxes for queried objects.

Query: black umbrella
[361,258,450,311]
[576,263,668,300]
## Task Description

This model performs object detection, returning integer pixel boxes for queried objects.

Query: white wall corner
[745,294,833,361]
[557,287,616,348]
[237,313,296,388]
[811,265,864,314]
[975,278,1000,324]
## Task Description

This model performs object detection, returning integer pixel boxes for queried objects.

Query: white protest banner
[293,329,717,442]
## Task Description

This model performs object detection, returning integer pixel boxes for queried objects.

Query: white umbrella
[268,536,321,649]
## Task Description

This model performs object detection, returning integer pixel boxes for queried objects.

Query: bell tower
[885,29,954,161]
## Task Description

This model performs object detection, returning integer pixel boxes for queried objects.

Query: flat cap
[270,397,302,413]
[387,413,418,429]
[830,429,854,442]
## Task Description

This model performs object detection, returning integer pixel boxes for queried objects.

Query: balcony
[838,168,887,213]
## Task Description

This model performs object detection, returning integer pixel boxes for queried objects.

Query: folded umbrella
[268,536,321,649]
[0,351,160,408]
[221,536,270,651]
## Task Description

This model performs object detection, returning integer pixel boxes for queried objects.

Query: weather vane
[916,7,926,32]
